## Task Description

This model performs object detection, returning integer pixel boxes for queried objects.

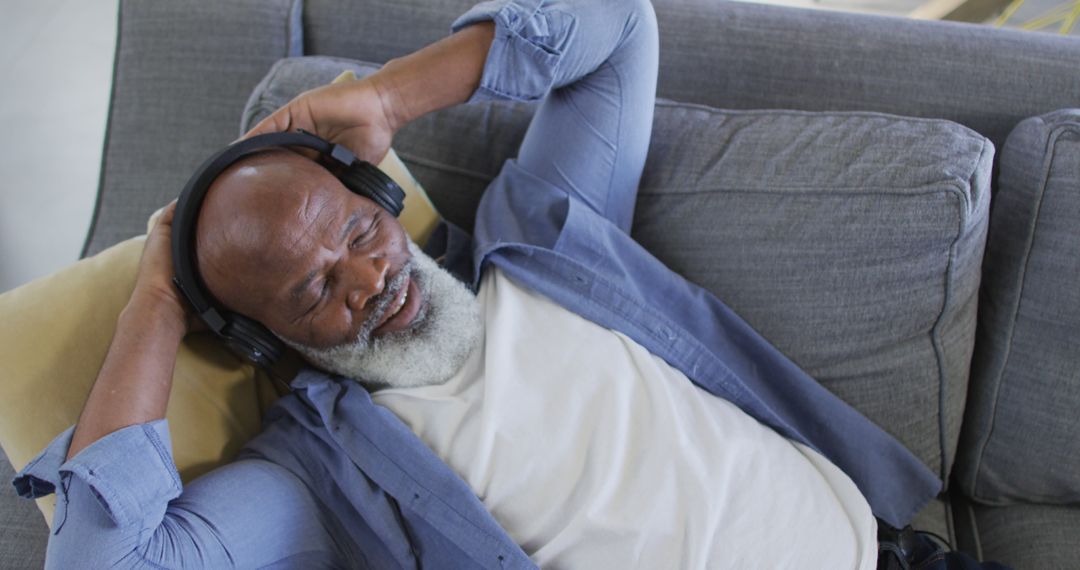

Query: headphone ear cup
[338,161,406,217]
[222,314,285,368]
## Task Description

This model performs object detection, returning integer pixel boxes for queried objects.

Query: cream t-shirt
[373,269,877,569]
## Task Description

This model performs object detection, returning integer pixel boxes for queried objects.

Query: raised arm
[250,0,658,235]
[66,201,191,459]
[27,203,341,568]
[244,22,495,164]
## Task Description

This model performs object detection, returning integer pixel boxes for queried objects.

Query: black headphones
[171,129,406,368]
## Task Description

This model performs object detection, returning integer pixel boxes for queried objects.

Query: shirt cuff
[452,0,574,102]
[13,421,182,529]
[12,425,75,500]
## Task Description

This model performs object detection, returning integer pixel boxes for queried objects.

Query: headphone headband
[171,130,406,367]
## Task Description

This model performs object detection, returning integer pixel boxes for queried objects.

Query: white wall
[0,0,119,293]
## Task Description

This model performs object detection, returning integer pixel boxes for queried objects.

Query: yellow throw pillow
[0,107,440,524]
[0,238,278,525]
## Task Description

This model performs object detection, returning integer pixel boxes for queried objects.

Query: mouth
[371,272,424,337]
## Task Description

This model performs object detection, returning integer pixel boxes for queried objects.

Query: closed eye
[350,217,380,248]
[300,278,330,318]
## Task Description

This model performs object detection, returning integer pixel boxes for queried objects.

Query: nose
[345,256,390,312]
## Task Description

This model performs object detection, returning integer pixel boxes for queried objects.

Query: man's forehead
[204,151,351,234]
[195,151,352,306]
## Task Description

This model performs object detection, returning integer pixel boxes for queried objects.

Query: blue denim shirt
[16,0,940,567]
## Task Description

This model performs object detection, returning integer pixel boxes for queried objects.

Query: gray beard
[282,241,482,390]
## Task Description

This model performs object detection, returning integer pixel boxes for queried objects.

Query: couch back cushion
[301,0,1080,150]
[634,104,992,482]
[88,0,1080,258]
[247,57,994,480]
[83,0,301,257]
[957,109,1080,505]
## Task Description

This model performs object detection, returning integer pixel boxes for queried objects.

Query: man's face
[285,238,483,389]
[196,150,481,387]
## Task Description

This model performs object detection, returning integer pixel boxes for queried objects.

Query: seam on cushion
[969,118,1067,503]
[928,136,984,485]
[397,152,494,182]
[652,99,986,134]
[637,185,967,197]
[407,164,969,202]
[966,501,983,561]
[929,187,964,482]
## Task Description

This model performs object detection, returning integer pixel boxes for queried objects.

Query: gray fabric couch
[4,0,1079,567]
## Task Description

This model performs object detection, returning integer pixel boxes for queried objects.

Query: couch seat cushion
[0,449,46,568]
[973,503,1080,568]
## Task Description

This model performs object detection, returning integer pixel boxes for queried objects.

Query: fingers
[237,81,394,163]
[159,199,178,224]
[147,199,178,234]
[239,104,321,161]
[241,108,292,141]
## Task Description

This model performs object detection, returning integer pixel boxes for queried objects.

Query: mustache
[355,260,415,344]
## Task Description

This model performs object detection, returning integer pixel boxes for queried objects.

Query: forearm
[67,293,185,460]
[371,22,495,131]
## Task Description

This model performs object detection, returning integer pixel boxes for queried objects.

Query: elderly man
[16,0,1005,568]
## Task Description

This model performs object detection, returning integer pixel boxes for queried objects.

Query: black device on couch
[171,130,406,368]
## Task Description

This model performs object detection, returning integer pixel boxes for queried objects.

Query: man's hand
[243,77,398,165]
[129,200,201,335]
[129,200,197,334]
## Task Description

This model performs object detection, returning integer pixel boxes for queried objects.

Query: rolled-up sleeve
[15,420,344,568]
[15,421,181,531]
[452,0,575,102]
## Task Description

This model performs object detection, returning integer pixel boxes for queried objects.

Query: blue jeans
[877,522,1013,569]
[914,537,1011,570]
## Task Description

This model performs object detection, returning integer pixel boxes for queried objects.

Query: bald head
[191,148,413,349]
[189,149,480,387]
[195,150,334,315]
